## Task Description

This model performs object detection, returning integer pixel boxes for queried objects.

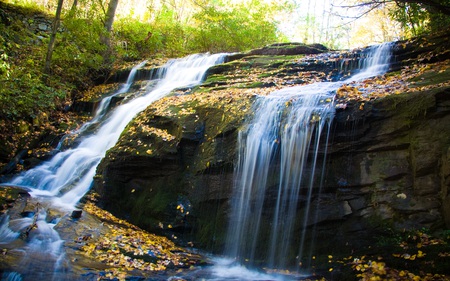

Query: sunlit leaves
[351,256,447,280]
[140,126,176,142]
[334,58,450,110]
[78,83,121,102]
[188,0,282,53]
[80,201,202,278]
[347,229,449,280]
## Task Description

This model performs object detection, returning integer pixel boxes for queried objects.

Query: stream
[0,43,392,280]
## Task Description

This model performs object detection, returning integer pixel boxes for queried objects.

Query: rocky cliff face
[92,33,450,259]
[330,88,450,228]
[310,86,450,259]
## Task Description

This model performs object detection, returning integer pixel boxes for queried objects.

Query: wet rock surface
[1,31,450,279]
[92,32,450,268]
[0,186,213,280]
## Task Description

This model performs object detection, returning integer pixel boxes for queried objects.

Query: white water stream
[225,43,392,274]
[9,53,226,208]
[56,59,149,147]
[0,53,226,280]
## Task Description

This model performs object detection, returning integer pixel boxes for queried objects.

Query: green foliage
[0,53,10,78]
[426,0,450,31]
[0,0,287,123]
[5,0,41,11]
[51,13,107,82]
[0,9,66,121]
[0,1,109,122]
[111,0,286,58]
[389,3,429,36]
[187,0,282,53]
[113,5,186,59]
[389,1,450,36]
[148,5,188,57]
[113,18,154,60]
[0,64,66,120]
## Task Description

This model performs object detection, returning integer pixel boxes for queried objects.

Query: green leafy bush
[112,0,286,59]
[188,1,281,53]
[0,53,10,78]
[390,1,450,37]
[51,14,107,81]
[0,64,65,120]
[0,0,287,123]
[113,17,158,60]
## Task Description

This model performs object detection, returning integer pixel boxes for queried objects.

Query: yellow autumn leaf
[417,250,426,258]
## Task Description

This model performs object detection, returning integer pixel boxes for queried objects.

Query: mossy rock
[0,185,30,213]
[248,42,328,56]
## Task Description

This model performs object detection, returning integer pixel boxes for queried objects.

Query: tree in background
[43,0,64,78]
[112,0,288,58]
[41,0,122,84]
[102,0,119,63]
[346,1,404,47]
[187,0,283,53]
[346,0,450,37]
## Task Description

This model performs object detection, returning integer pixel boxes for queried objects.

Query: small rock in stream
[71,209,82,219]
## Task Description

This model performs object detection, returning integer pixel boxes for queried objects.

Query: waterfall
[1,53,226,280]
[58,59,149,145]
[8,53,226,209]
[225,43,392,271]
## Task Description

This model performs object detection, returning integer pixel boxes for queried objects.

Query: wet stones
[71,209,82,219]
[0,186,30,214]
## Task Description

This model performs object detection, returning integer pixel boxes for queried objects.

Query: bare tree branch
[334,0,450,15]
[395,0,450,15]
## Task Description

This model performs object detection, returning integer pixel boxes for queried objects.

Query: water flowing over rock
[92,35,450,277]
[9,53,226,209]
[1,32,450,280]
[224,43,392,270]
[0,54,228,280]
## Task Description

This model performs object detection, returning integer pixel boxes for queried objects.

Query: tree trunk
[102,0,119,64]
[43,0,64,80]
[70,0,78,14]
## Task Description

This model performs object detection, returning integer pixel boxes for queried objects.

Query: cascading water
[225,43,393,274]
[9,53,226,208]
[58,59,149,145]
[0,53,226,280]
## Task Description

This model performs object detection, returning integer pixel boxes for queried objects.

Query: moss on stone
[409,67,450,87]
[0,186,29,213]
[377,89,436,122]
